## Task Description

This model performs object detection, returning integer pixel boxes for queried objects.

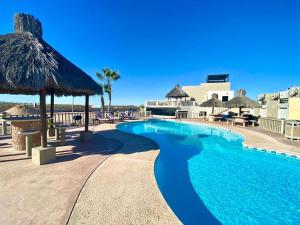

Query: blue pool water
[117,119,300,225]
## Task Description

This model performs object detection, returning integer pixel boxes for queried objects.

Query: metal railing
[145,100,197,107]
[259,117,285,134]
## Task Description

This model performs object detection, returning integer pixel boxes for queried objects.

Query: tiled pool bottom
[117,120,300,225]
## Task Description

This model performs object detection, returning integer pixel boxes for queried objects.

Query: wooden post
[40,89,47,148]
[85,94,89,132]
[2,120,7,135]
[48,90,55,137]
[50,90,54,124]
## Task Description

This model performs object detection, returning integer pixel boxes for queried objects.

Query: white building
[145,74,234,117]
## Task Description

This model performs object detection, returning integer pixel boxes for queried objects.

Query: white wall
[207,90,234,102]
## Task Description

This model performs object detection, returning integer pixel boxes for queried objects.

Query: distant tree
[96,68,120,113]
[99,84,105,114]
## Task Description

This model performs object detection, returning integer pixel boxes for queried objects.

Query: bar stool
[18,130,40,157]
[54,124,69,145]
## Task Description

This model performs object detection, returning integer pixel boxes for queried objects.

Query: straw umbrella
[200,93,224,114]
[224,89,260,116]
[166,84,189,101]
[0,14,101,147]
[5,105,39,115]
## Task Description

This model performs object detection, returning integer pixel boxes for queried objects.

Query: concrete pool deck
[0,119,299,225]
[0,123,180,225]
[67,123,180,225]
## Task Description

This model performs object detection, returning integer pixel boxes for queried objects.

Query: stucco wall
[182,82,231,103]
[266,99,278,118]
[288,98,300,120]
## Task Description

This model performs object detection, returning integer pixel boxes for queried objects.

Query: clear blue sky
[1,0,300,106]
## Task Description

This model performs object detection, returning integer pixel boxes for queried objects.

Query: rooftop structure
[206,74,229,83]
[182,74,233,104]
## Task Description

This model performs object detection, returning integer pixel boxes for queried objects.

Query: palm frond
[96,72,105,81]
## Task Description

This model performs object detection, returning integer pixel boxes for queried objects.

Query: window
[222,96,229,102]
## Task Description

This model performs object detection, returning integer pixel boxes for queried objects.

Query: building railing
[259,117,285,134]
[138,110,152,118]
[145,100,197,107]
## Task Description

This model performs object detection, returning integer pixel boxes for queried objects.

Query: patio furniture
[73,115,82,126]
[209,114,222,122]
[285,121,300,140]
[92,113,102,124]
[54,124,68,145]
[32,146,56,165]
[18,130,40,157]
[233,118,248,127]
[249,120,257,127]
[93,113,115,123]
[106,113,120,122]
[120,112,135,120]
[213,116,223,123]
[2,116,51,151]
[226,118,234,125]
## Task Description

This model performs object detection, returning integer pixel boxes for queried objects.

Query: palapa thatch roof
[166,84,189,99]
[0,13,102,96]
[224,89,260,108]
[5,104,39,115]
[200,93,224,107]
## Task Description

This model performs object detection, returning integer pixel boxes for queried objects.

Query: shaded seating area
[0,14,101,165]
[224,89,260,127]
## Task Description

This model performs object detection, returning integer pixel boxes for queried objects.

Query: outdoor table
[54,124,69,145]
[18,130,40,157]
[2,116,51,151]
[249,120,257,127]
[213,116,223,123]
[232,116,247,119]
[227,118,234,125]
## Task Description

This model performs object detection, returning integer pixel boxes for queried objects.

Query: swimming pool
[117,119,300,225]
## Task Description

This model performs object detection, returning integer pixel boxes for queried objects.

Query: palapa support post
[85,94,89,132]
[80,93,93,141]
[32,89,56,165]
[48,89,55,136]
[40,89,47,148]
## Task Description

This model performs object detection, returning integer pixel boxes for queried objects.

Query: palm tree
[99,84,105,114]
[96,68,120,113]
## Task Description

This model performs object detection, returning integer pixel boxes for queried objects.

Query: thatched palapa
[166,84,189,99]
[224,89,260,115]
[0,14,101,96]
[5,104,39,115]
[200,94,224,107]
[0,14,102,148]
[200,93,224,114]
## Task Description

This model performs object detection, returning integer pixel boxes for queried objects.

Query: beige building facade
[182,82,234,104]
[257,86,300,120]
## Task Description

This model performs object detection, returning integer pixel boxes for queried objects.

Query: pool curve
[117,119,300,225]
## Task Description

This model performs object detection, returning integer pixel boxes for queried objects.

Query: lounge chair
[120,111,135,120]
[106,113,122,122]
[93,113,114,124]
